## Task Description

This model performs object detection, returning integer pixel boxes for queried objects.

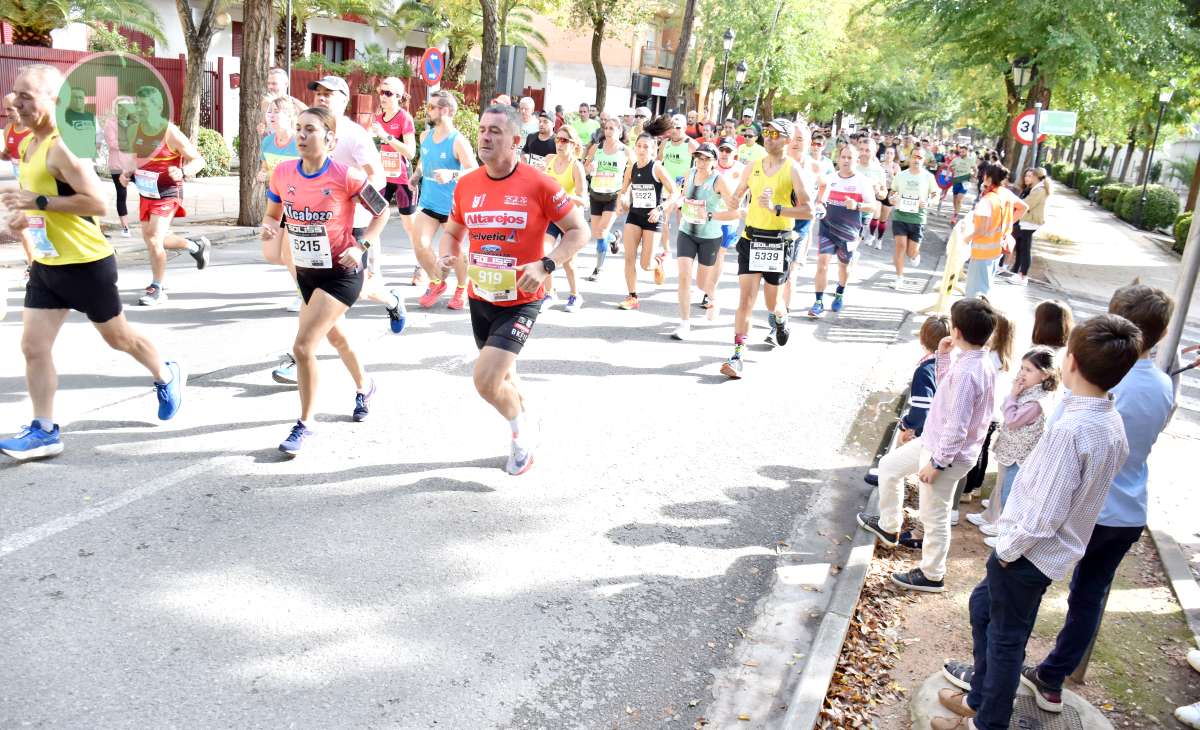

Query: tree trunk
[274,12,305,67]
[762,87,777,120]
[238,0,273,226]
[666,0,697,106]
[590,16,607,110]
[478,0,499,104]
[1072,134,1086,174]
[999,74,1021,169]
[1105,148,1119,182]
[1187,147,1200,212]
[1118,125,1138,182]
[1136,143,1153,186]
[833,109,843,136]
[177,0,221,140]
[445,45,470,88]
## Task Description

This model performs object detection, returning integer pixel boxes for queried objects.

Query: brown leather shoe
[930,716,973,730]
[938,688,977,718]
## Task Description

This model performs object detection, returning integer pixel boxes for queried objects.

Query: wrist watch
[35,195,49,211]
[932,460,947,471]
[540,256,556,273]
[774,204,783,217]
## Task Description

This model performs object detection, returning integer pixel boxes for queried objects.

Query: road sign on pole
[1012,108,1047,146]
[1038,110,1078,136]
[420,48,444,87]
[1029,101,1043,172]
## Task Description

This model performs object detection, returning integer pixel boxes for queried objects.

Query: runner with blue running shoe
[0,64,185,462]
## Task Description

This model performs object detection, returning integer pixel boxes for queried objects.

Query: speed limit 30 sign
[1012,109,1048,146]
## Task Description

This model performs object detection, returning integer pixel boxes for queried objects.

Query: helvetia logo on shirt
[464,210,528,229]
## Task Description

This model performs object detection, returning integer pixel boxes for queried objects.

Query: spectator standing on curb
[1003,167,1050,286]
[857,298,1003,593]
[931,314,1141,730]
[964,162,1027,299]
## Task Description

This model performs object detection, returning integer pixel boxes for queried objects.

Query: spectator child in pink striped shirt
[858,298,1008,593]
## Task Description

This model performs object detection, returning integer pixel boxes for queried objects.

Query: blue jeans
[967,554,1052,729]
[1034,524,1144,689]
[964,256,999,298]
[1000,461,1019,504]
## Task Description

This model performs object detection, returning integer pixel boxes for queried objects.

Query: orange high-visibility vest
[970,189,1012,260]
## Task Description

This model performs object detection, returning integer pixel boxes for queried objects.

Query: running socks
[596,238,608,269]
[733,333,747,358]
[836,284,846,295]
[32,417,53,433]
[767,312,777,329]
[815,292,824,302]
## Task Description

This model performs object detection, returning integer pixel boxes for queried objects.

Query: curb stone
[1148,525,1200,647]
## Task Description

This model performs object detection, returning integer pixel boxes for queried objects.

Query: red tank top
[132,124,183,198]
[5,124,31,160]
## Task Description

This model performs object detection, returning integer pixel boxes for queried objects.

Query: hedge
[196,128,230,177]
[1077,170,1108,195]
[1176,212,1193,254]
[1117,184,1179,230]
[1099,183,1131,211]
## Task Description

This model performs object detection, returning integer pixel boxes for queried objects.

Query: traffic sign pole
[1029,102,1042,174]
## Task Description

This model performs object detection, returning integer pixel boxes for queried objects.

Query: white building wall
[541,61,633,114]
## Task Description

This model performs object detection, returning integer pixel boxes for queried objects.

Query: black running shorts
[469,297,541,354]
[25,255,123,323]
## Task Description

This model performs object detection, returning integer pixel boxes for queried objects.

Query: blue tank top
[418,129,461,215]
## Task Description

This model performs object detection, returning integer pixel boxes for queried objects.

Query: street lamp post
[718,29,734,123]
[1137,87,1174,229]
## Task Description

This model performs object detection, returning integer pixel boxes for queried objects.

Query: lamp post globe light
[729,60,746,116]
[1011,57,1032,89]
[1137,86,1175,228]
[718,28,734,123]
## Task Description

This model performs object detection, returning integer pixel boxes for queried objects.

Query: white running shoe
[981,498,990,509]
[979,522,999,537]
[965,512,989,527]
[949,509,959,526]
[506,419,538,476]
[671,320,691,341]
[286,295,303,312]
[983,536,997,548]
[891,278,903,291]
[910,254,921,268]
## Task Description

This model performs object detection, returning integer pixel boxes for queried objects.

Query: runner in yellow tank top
[541,125,588,311]
[720,117,814,380]
[0,64,186,462]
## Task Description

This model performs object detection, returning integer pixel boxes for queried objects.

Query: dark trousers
[967,554,1052,730]
[963,420,999,494]
[1035,524,1144,688]
[110,173,128,218]
[1011,228,1034,275]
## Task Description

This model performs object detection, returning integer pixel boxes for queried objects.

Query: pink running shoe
[418,281,448,308]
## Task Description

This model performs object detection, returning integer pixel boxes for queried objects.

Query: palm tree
[0,0,163,48]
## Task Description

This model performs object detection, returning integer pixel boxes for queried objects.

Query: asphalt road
[0,210,954,729]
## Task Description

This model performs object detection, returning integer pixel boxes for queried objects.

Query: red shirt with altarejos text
[375,109,416,186]
[450,162,571,307]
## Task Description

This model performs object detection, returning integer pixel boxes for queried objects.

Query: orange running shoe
[418,281,448,308]
[618,295,640,310]
[447,285,467,310]
[653,253,666,285]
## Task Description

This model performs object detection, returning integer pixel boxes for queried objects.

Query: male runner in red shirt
[438,105,589,475]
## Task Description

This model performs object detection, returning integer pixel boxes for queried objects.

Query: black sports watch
[541,256,556,274]
[932,460,947,471]
[35,195,49,211]
[774,204,783,217]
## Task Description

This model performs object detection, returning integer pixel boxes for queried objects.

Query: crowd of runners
[6,56,1200,730]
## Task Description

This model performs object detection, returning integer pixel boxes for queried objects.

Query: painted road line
[0,457,236,559]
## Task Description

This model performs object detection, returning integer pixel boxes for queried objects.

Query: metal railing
[640,44,675,70]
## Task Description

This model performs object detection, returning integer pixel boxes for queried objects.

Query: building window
[311,33,354,63]
[231,21,242,57]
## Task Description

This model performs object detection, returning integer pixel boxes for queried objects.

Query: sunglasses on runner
[377,89,397,97]
[555,137,572,143]
[762,129,783,139]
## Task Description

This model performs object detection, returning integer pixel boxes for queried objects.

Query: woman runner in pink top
[262,107,388,456]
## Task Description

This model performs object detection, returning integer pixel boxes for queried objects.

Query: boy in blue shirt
[1020,283,1176,711]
